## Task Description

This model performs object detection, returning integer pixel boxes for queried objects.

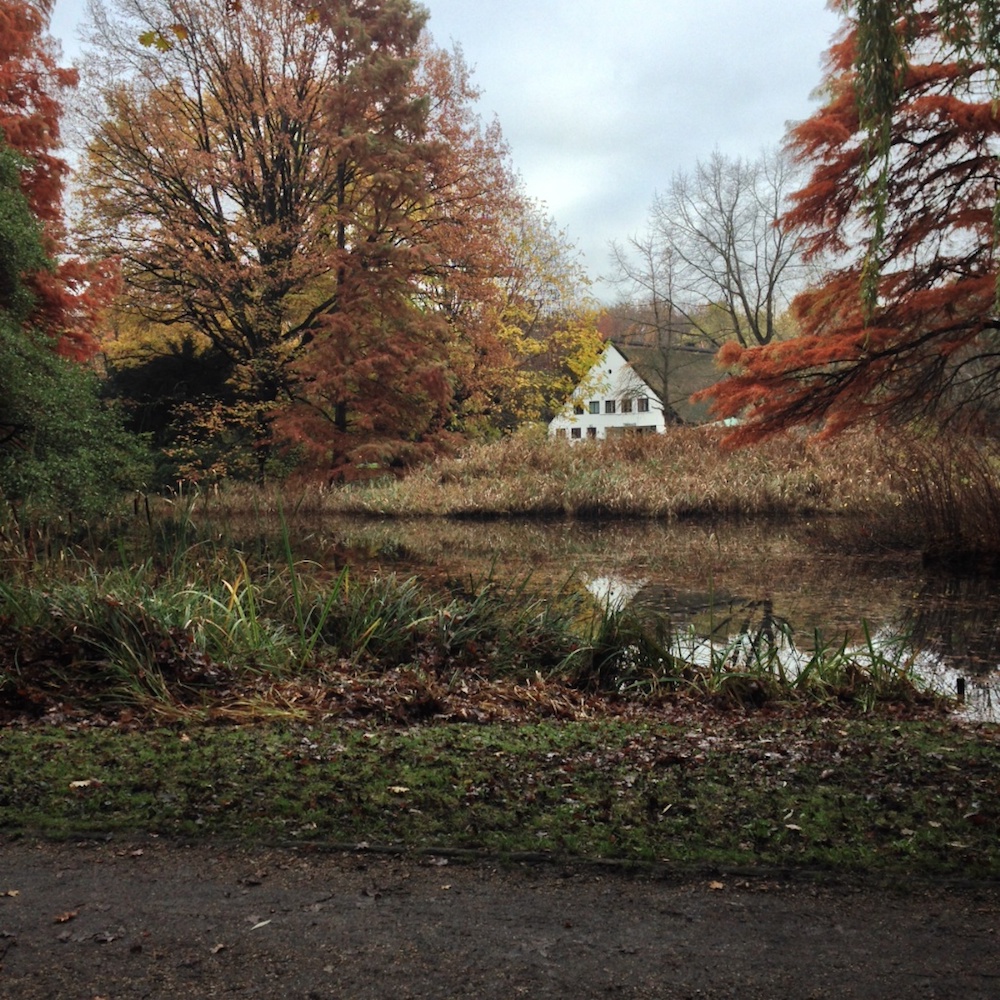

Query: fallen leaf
[54,911,78,924]
[211,943,227,954]
[388,786,409,794]
[69,779,103,790]
[250,919,271,930]
[785,824,803,832]
[1,890,19,898]
[708,881,725,891]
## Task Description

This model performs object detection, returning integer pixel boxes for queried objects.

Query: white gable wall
[548,343,667,441]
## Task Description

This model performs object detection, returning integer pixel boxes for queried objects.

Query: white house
[547,342,669,441]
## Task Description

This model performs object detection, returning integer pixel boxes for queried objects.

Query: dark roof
[613,341,722,424]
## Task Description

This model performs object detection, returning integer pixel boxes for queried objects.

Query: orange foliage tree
[703,4,1000,442]
[276,33,529,470]
[0,0,106,359]
[79,0,560,479]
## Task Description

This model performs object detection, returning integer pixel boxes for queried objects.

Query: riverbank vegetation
[201,426,1000,564]
[2,422,995,726]
[3,2,1000,875]
[0,499,945,726]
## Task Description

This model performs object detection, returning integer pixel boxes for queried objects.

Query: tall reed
[873,432,1000,565]
[190,426,910,521]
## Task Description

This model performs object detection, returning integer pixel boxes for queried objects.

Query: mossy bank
[2,717,997,879]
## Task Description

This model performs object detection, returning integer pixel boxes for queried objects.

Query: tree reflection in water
[585,571,1000,721]
[329,516,1000,720]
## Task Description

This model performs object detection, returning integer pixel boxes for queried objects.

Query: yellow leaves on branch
[139,5,320,51]
[138,24,189,52]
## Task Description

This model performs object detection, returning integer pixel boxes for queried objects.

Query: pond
[312,516,1000,722]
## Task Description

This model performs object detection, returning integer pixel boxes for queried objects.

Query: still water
[321,516,1000,721]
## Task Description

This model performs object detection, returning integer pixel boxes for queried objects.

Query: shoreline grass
[0,544,947,724]
[1,717,996,877]
[151,425,1000,564]
[229,426,897,521]
[2,430,998,879]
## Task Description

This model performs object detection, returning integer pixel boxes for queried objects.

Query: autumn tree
[276,32,547,464]
[78,0,547,479]
[849,0,1000,307]
[0,2,143,515]
[447,194,602,433]
[0,0,106,358]
[79,0,434,476]
[703,4,1000,442]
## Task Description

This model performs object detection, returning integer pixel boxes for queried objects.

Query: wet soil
[1,838,998,999]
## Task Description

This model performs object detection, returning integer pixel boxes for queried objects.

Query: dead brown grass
[275,426,908,521]
[182,426,1000,561]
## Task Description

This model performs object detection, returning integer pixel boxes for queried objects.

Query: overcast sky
[49,0,841,300]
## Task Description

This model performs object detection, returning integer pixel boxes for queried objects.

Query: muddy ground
[0,838,997,999]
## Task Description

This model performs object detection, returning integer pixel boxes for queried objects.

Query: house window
[637,396,650,413]
[573,404,584,415]
[587,427,598,439]
[621,398,633,414]
[555,428,567,439]
[588,400,600,415]
[605,400,616,414]
[571,427,582,439]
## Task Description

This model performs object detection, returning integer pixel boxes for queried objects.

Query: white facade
[547,343,667,442]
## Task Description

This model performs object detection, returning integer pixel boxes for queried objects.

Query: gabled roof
[613,341,721,424]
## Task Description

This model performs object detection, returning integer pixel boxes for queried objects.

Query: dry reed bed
[233,427,910,520]
[156,426,1000,561]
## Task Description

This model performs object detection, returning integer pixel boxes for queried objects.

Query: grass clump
[0,554,944,725]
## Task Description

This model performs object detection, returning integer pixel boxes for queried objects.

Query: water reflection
[885,575,1000,721]
[586,569,1000,721]
[322,516,1000,722]
[584,575,648,612]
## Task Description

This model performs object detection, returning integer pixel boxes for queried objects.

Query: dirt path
[1,838,998,999]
